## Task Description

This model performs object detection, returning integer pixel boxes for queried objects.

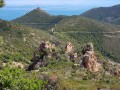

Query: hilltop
[13,7,68,30]
[81,4,120,25]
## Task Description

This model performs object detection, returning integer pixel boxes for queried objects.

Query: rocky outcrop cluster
[28,41,57,71]
[81,42,101,72]
[28,41,102,72]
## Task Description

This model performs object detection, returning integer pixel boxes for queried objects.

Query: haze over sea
[0,0,120,20]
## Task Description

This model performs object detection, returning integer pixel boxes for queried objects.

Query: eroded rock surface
[65,42,74,54]
[82,42,101,72]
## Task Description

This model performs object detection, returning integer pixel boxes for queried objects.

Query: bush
[0,67,47,90]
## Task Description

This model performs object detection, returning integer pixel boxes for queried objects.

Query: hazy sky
[0,0,120,20]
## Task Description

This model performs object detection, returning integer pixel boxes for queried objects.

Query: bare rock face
[28,41,55,71]
[28,41,59,71]
[65,42,79,62]
[82,42,101,72]
[65,42,74,54]
[82,42,94,55]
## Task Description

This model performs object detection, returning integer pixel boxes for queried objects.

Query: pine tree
[0,0,5,7]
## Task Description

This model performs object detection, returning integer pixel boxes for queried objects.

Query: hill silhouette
[13,7,67,30]
[81,4,120,25]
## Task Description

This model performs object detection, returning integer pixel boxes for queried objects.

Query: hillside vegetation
[2,6,120,89]
[13,7,68,30]
[81,4,120,25]
[0,19,65,64]
[53,16,120,62]
[13,7,120,62]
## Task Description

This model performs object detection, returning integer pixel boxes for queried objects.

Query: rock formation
[28,41,56,71]
[82,42,101,72]
[65,42,74,54]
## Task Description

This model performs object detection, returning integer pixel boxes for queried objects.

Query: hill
[53,16,120,62]
[0,19,66,63]
[81,4,120,25]
[13,7,120,62]
[13,7,67,30]
[1,20,120,90]
[1,6,120,90]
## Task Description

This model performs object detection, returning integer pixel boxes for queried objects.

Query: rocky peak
[35,7,47,13]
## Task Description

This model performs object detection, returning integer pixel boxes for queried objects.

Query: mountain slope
[13,7,67,30]
[0,19,65,63]
[1,17,120,90]
[81,4,120,25]
[53,16,120,62]
[12,7,120,62]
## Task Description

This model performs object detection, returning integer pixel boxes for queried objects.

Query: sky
[0,0,120,20]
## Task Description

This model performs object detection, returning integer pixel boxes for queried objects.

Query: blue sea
[0,5,89,21]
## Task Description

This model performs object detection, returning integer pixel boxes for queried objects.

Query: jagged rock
[65,42,74,54]
[33,41,55,57]
[28,41,55,71]
[82,42,101,72]
[82,42,94,55]
[65,42,76,62]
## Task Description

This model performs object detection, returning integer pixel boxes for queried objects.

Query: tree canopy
[0,0,5,7]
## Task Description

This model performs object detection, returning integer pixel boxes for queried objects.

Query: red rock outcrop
[28,41,55,71]
[82,42,101,72]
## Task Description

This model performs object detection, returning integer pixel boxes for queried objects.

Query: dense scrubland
[0,4,120,90]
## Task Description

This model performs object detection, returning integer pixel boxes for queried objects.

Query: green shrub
[0,67,47,90]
